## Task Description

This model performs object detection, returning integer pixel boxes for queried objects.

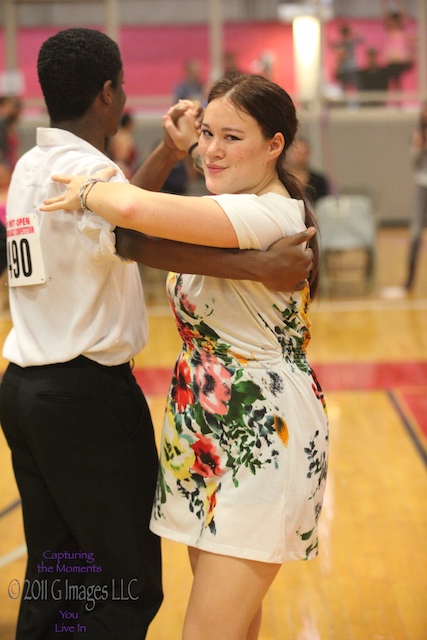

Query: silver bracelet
[78,177,106,213]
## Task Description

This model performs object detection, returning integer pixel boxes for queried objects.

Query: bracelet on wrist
[187,142,198,156]
[78,177,106,213]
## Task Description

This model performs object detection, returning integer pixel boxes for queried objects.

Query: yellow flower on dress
[204,481,220,527]
[274,415,289,446]
[162,412,196,481]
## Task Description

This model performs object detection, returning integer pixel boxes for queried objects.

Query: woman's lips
[206,164,225,174]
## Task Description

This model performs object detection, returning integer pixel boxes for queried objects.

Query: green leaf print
[226,379,265,423]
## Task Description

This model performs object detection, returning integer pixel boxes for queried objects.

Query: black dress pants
[0,357,162,639]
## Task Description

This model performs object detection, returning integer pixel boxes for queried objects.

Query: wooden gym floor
[0,227,426,639]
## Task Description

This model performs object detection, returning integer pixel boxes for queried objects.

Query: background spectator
[358,47,391,106]
[221,51,242,79]
[404,102,427,291]
[173,58,205,103]
[329,24,364,92]
[286,136,331,205]
[106,112,139,179]
[382,0,416,91]
[0,95,22,169]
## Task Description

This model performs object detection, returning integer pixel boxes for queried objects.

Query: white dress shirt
[3,127,147,367]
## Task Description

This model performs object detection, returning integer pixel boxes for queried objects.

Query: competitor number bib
[7,213,47,287]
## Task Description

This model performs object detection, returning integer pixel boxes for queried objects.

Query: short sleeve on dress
[206,193,306,251]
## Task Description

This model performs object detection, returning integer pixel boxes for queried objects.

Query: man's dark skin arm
[130,139,184,192]
[115,227,315,292]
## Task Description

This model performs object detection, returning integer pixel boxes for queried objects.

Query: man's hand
[130,100,202,190]
[260,227,316,291]
[162,100,202,155]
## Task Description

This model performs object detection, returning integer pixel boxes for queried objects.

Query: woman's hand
[40,166,117,212]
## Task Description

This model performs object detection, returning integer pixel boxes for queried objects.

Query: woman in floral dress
[42,74,328,640]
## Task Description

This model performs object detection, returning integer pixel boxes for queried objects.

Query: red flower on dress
[181,293,196,316]
[190,434,222,478]
[194,351,232,416]
[172,357,195,412]
[169,301,197,347]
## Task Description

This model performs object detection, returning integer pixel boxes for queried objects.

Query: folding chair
[314,194,377,295]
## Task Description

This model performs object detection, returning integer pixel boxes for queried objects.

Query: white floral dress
[149,193,328,563]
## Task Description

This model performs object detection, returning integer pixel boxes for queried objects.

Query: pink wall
[0,19,420,103]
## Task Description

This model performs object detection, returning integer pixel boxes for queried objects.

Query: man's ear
[99,80,114,105]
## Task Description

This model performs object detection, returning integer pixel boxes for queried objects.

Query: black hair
[120,113,133,128]
[207,73,319,297]
[37,28,123,123]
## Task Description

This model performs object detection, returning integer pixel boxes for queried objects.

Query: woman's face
[198,96,280,195]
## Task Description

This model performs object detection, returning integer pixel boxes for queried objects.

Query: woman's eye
[201,129,212,137]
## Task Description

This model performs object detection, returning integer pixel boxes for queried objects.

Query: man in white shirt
[0,28,314,640]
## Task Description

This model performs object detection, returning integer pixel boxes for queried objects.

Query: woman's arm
[41,175,239,248]
[115,227,315,291]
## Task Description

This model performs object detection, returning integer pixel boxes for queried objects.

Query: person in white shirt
[41,73,327,640]
[0,29,315,640]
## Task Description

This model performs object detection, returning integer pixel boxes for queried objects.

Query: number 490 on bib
[7,213,47,287]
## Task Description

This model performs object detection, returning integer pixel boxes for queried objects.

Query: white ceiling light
[277,2,333,23]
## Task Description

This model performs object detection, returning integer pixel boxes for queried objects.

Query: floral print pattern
[151,272,329,562]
